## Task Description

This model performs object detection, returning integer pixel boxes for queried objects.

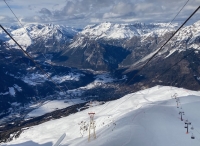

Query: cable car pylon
[88,112,96,141]
[185,120,191,134]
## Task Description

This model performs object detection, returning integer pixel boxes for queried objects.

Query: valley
[0,20,200,145]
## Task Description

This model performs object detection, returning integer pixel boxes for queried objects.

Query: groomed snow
[25,99,85,119]
[3,86,200,146]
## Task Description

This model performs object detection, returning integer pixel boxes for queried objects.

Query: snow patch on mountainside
[21,72,83,86]
[52,73,85,83]
[21,73,50,86]
[0,85,21,96]
[8,87,15,97]
[69,37,87,49]
[165,49,177,58]
[66,73,116,96]
[0,92,9,96]
[13,84,22,92]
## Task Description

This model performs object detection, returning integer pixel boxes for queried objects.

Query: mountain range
[0,20,200,123]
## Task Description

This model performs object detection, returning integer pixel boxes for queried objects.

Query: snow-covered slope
[3,86,200,146]
[25,99,85,119]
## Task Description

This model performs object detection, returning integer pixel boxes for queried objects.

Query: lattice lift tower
[88,112,96,141]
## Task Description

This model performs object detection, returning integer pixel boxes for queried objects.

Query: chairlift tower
[172,93,178,99]
[176,97,181,108]
[185,120,191,134]
[179,111,184,121]
[88,112,96,141]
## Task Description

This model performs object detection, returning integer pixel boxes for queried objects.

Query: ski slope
[25,99,85,119]
[3,86,200,146]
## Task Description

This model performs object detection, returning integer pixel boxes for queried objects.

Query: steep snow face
[173,20,200,48]
[156,20,200,59]
[7,27,32,49]
[4,86,200,146]
[0,24,79,50]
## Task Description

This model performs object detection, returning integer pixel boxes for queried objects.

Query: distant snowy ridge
[69,22,177,49]
[0,24,79,50]
[79,22,177,40]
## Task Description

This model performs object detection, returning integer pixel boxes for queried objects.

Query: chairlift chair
[184,123,187,128]
[191,133,195,139]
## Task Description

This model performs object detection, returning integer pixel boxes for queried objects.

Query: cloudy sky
[0,0,199,28]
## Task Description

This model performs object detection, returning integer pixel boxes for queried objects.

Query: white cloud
[0,0,199,27]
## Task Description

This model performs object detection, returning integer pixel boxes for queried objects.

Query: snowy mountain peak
[0,24,79,50]
[80,22,140,40]
[78,22,178,41]
[68,22,178,49]
[193,20,200,27]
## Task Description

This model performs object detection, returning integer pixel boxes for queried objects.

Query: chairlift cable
[126,6,200,85]
[3,0,71,97]
[0,24,75,104]
[2,42,61,98]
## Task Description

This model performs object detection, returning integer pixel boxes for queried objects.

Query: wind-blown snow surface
[3,86,200,146]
